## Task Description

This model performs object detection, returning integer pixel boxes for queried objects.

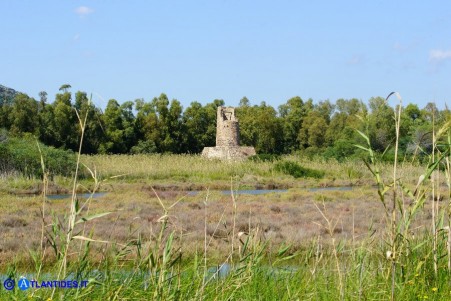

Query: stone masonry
[202,106,256,160]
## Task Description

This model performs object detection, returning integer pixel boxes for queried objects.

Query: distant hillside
[0,84,19,105]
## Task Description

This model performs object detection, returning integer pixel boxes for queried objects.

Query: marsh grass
[0,151,433,195]
[2,186,450,299]
[74,153,433,194]
[1,96,451,300]
[355,93,451,301]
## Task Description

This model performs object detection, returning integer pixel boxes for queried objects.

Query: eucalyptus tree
[10,93,39,135]
[99,99,136,154]
[237,100,283,154]
[278,96,312,153]
[53,91,78,150]
[74,91,104,154]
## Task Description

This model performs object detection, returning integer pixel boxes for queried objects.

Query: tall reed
[356,93,451,300]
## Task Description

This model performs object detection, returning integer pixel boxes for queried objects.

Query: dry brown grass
[0,182,443,267]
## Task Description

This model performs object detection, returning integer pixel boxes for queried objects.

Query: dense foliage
[0,85,449,160]
[0,136,76,178]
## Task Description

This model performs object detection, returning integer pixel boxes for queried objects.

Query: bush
[130,140,158,154]
[274,161,324,179]
[0,137,76,178]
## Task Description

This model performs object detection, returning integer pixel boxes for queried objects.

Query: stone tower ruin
[216,106,239,147]
[202,106,256,160]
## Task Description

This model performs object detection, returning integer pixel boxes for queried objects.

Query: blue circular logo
[18,278,30,291]
[3,278,15,290]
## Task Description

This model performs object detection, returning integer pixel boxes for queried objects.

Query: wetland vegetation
[1,151,450,300]
[0,90,450,300]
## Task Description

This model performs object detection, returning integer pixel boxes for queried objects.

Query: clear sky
[1,1,450,109]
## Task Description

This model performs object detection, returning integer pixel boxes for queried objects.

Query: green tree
[135,94,187,153]
[74,91,104,154]
[134,98,157,153]
[178,98,224,153]
[404,103,422,122]
[10,93,39,135]
[0,104,10,129]
[99,99,136,154]
[183,101,205,153]
[278,96,312,153]
[150,93,170,152]
[134,98,160,153]
[120,100,138,151]
[100,99,124,153]
[38,102,56,146]
[53,91,78,150]
[298,111,328,149]
[38,91,48,110]
[335,98,362,115]
[239,96,250,107]
[315,100,335,123]
[162,99,184,153]
[183,101,214,153]
[368,96,395,152]
[59,84,72,93]
[238,101,283,154]
[325,98,365,145]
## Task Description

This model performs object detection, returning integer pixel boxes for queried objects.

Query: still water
[45,186,354,199]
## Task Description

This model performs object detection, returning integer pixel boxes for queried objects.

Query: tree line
[0,85,449,160]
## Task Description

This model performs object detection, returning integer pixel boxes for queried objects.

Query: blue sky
[1,1,450,109]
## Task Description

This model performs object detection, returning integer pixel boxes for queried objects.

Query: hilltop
[0,84,19,105]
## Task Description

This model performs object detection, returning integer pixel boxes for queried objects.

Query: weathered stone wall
[201,146,256,160]
[216,107,240,147]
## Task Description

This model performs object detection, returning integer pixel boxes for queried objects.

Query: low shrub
[0,137,76,178]
[274,161,325,179]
